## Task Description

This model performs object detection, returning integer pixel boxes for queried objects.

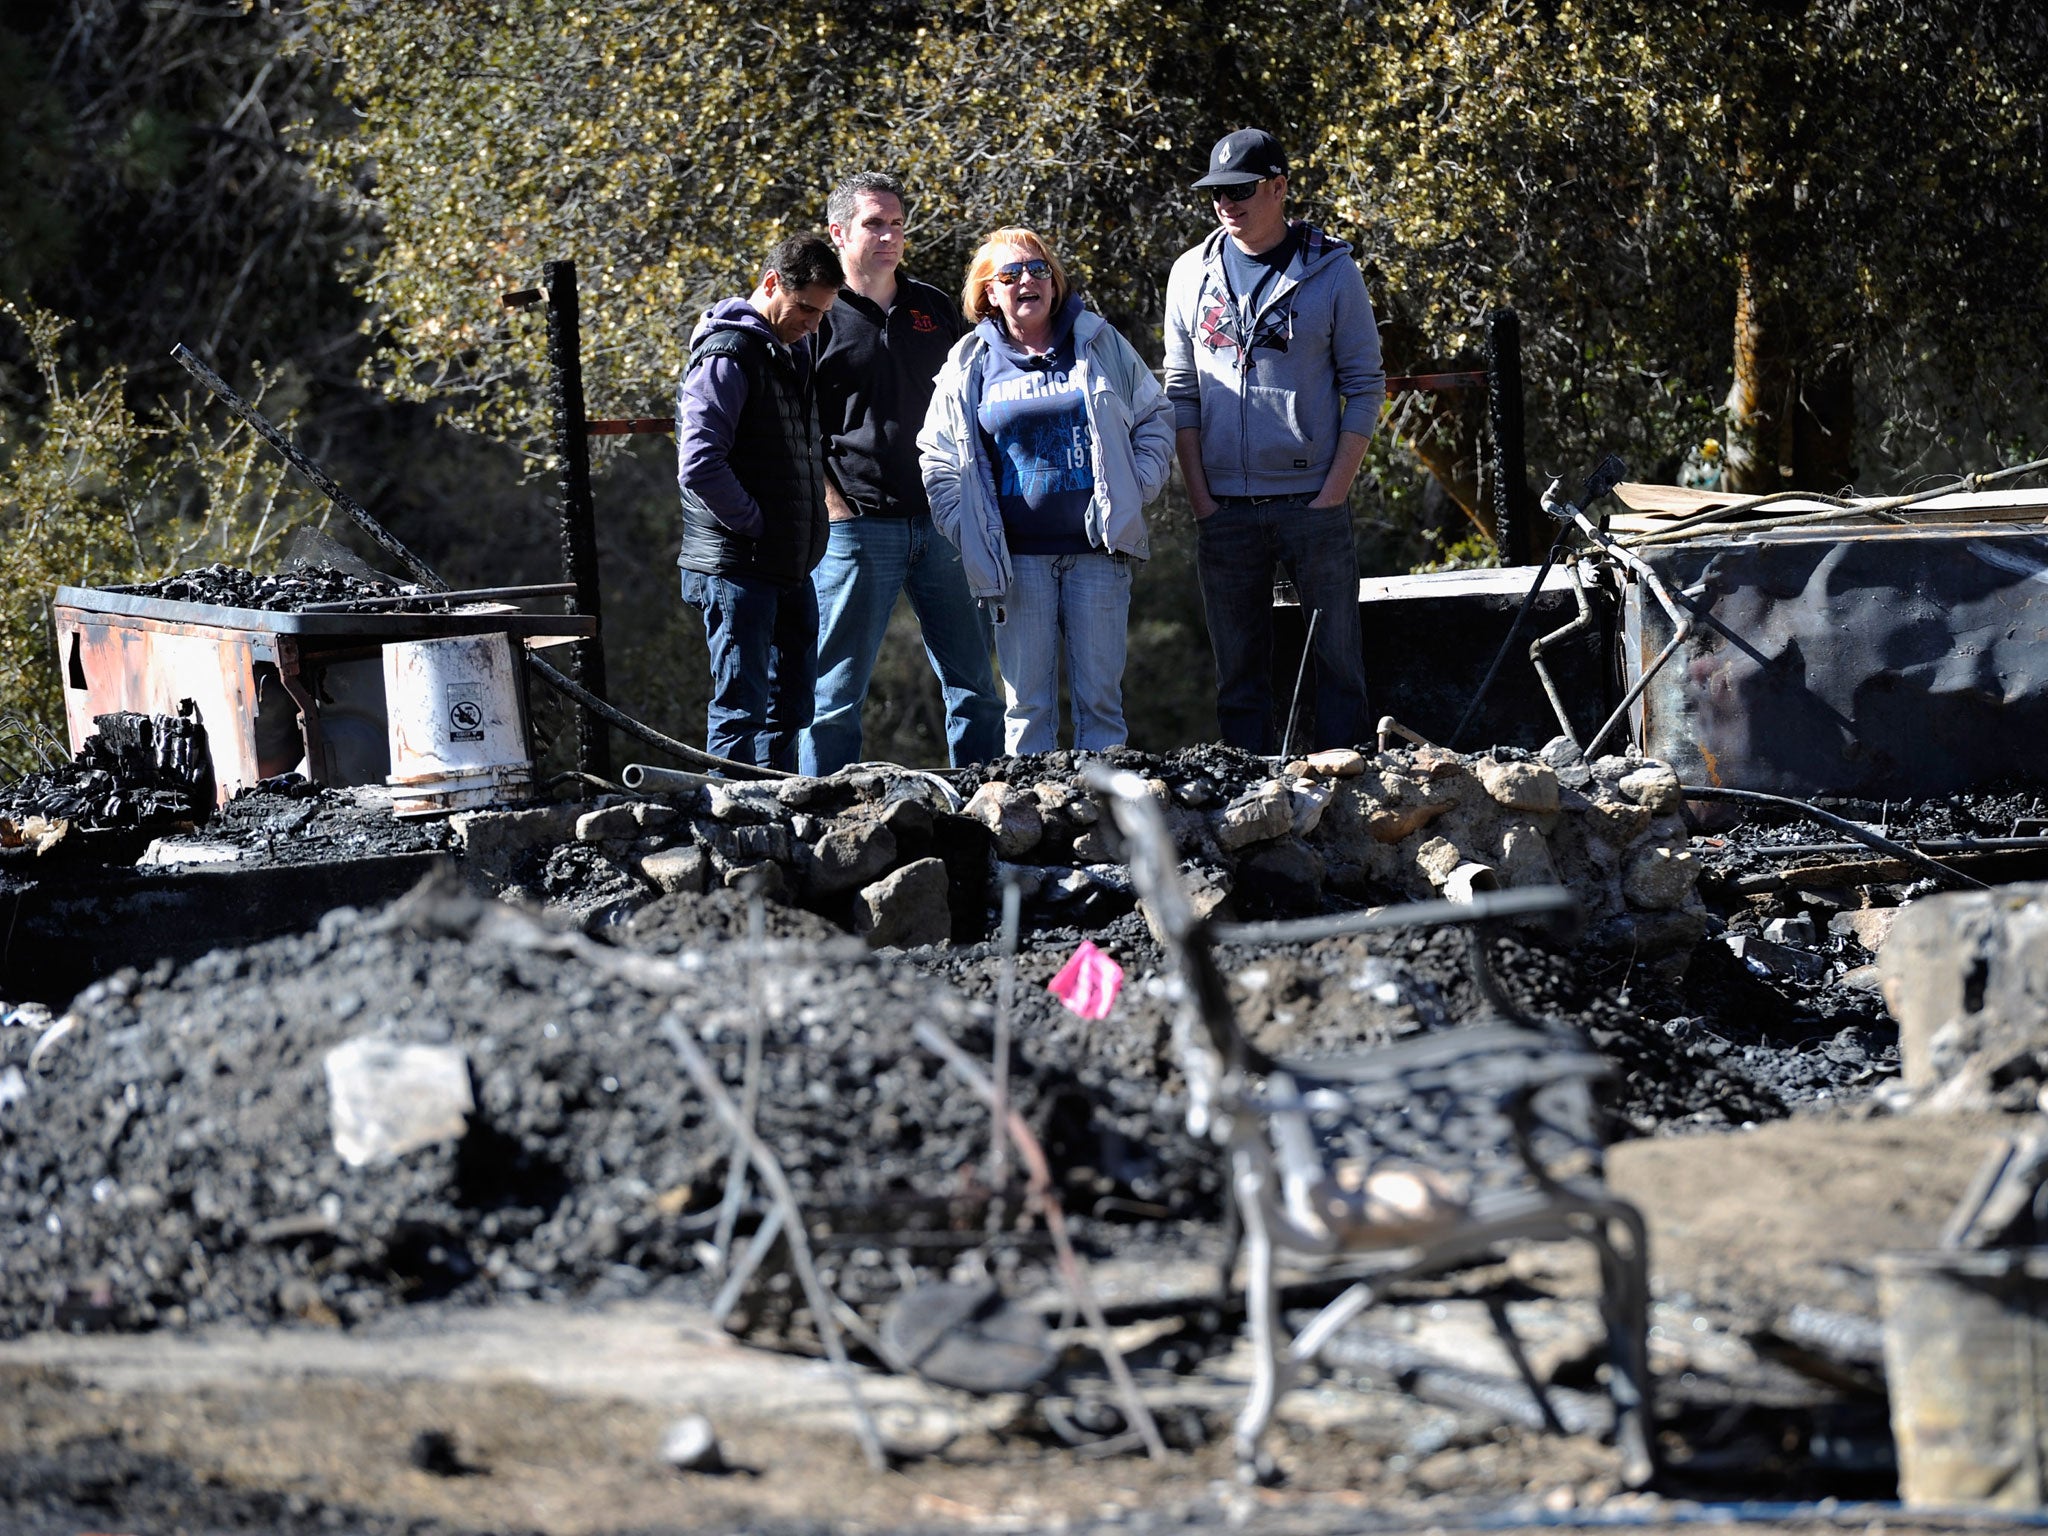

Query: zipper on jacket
[1206,229,1322,494]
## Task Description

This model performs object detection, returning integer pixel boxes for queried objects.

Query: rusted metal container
[1620,499,2048,798]
[51,586,592,805]
[1878,1247,2048,1509]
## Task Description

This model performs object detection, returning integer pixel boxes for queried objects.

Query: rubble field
[0,715,2041,1534]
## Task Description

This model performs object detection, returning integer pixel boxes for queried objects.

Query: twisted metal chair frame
[1085,767,1654,1487]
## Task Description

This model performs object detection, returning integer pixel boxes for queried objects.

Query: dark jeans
[679,568,818,770]
[799,512,1002,775]
[1195,496,1369,753]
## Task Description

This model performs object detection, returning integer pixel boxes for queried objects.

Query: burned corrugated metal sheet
[1624,521,2048,798]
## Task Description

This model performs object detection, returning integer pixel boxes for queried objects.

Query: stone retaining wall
[448,748,1707,966]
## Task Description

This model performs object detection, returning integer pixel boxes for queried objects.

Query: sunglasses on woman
[993,258,1053,285]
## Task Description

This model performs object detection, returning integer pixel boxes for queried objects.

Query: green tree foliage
[0,303,328,745]
[304,0,2048,498]
[0,1,364,393]
[1311,0,2048,491]
[300,0,1329,444]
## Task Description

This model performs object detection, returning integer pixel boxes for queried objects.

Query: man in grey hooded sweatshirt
[1164,128,1386,754]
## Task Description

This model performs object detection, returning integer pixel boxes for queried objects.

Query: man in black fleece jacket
[797,172,1002,775]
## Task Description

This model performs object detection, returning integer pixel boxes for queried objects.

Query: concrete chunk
[324,1038,473,1168]
[450,803,582,882]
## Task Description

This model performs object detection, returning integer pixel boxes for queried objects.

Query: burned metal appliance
[1490,462,2048,801]
[52,585,596,807]
[1617,492,2048,798]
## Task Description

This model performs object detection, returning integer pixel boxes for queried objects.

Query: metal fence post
[545,259,611,778]
[1486,309,1534,565]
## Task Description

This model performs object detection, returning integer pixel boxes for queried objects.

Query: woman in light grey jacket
[918,227,1174,754]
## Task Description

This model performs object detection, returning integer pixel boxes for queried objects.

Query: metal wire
[1618,454,2048,549]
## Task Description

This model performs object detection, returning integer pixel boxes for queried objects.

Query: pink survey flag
[1047,940,1125,1020]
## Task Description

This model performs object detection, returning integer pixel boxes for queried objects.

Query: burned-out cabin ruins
[7,454,2048,1532]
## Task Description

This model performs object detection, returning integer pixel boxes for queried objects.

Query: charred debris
[8,442,2048,1517]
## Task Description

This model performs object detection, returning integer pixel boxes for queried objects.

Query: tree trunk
[1723,249,1796,494]
[1724,100,1857,495]
[1725,253,1856,495]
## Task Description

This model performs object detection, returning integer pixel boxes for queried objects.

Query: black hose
[525,654,789,781]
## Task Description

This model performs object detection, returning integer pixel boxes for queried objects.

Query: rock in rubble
[965,781,1044,858]
[805,818,899,896]
[635,844,709,896]
[1214,780,1295,851]
[855,857,951,949]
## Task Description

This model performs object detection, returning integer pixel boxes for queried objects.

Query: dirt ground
[0,1108,2014,1536]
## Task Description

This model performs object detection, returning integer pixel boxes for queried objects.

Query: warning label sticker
[446,689,486,743]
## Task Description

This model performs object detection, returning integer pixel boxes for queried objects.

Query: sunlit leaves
[0,304,328,737]
[300,0,2045,485]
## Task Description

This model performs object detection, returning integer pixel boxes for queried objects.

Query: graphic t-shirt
[1215,226,1303,370]
[974,304,1095,554]
[1221,229,1298,322]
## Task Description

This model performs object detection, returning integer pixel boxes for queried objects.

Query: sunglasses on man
[1211,180,1264,204]
[993,258,1053,285]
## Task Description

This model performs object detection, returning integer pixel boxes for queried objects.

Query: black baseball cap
[1192,129,1288,188]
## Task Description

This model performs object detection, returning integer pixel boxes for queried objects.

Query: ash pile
[0,878,1216,1340]
[0,851,1875,1345]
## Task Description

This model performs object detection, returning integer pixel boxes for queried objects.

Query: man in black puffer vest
[677,231,844,769]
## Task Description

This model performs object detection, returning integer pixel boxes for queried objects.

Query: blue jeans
[994,551,1133,754]
[679,568,817,770]
[798,514,1002,774]
[1195,497,1369,753]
